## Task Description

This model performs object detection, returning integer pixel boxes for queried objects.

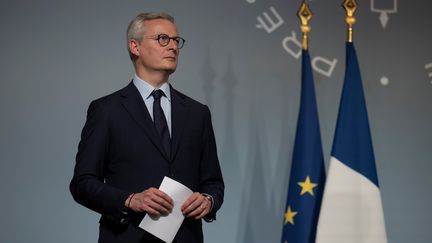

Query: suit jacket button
[168,170,175,178]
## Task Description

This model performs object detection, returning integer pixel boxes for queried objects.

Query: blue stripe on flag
[331,42,379,186]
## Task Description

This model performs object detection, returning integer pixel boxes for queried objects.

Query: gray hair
[126,12,175,61]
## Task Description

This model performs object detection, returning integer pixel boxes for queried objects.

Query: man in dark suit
[70,12,224,243]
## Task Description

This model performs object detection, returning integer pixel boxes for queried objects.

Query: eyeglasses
[144,34,186,49]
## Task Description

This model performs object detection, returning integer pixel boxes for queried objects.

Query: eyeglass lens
[158,34,185,49]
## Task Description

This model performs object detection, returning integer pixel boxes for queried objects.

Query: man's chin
[162,65,177,74]
[162,67,176,75]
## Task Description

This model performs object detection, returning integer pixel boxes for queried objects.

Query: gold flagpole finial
[297,0,313,50]
[342,0,358,42]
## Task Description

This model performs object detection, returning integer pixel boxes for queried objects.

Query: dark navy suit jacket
[70,82,224,243]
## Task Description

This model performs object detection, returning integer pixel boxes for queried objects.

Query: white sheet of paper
[139,176,193,243]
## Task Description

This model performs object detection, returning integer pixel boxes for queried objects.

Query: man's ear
[128,39,140,56]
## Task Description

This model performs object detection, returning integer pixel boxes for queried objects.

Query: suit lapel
[170,87,189,161]
[120,82,170,162]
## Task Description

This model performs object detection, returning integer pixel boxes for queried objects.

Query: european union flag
[280,50,326,243]
[315,42,387,243]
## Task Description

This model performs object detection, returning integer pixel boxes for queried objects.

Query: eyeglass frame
[142,34,186,49]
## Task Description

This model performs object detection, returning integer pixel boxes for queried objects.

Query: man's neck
[135,70,170,89]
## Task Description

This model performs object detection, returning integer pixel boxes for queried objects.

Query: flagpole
[316,2,389,242]
[342,0,358,43]
[297,0,312,50]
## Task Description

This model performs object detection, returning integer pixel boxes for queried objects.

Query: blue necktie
[151,90,171,158]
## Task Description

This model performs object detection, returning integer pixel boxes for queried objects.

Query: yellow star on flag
[297,176,318,196]
[284,206,298,225]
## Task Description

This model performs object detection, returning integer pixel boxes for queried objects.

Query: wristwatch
[202,193,214,211]
[202,193,214,222]
[203,194,212,203]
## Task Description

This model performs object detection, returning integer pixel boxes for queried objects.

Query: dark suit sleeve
[70,100,131,224]
[199,106,224,221]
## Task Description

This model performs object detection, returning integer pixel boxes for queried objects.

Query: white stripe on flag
[316,157,387,243]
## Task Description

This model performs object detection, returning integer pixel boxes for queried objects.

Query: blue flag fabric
[280,50,326,243]
[315,42,387,243]
[331,42,379,186]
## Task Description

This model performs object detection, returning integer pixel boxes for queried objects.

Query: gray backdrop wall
[1,0,431,242]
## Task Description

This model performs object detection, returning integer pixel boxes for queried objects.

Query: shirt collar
[133,74,171,102]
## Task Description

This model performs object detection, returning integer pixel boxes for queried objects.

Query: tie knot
[151,89,165,100]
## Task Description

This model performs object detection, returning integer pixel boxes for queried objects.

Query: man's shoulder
[171,87,208,111]
[91,82,134,105]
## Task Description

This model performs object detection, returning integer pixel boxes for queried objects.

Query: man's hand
[181,192,211,220]
[126,188,173,217]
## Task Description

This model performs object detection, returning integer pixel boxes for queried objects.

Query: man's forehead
[144,19,178,34]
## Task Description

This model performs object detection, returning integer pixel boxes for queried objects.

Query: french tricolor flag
[315,42,388,243]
